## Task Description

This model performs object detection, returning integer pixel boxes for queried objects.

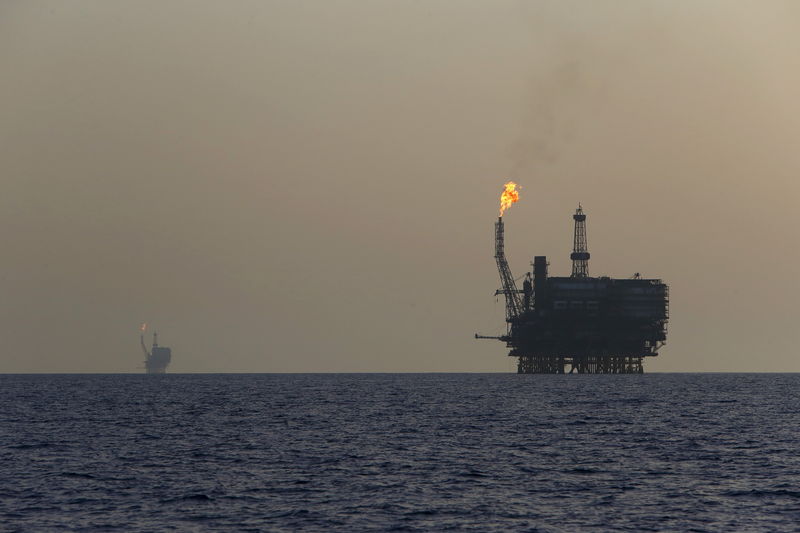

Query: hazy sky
[2,1,799,372]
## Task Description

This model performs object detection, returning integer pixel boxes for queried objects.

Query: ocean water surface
[1,373,799,531]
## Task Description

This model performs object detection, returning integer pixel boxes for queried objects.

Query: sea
[1,373,799,532]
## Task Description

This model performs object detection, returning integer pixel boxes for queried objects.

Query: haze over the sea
[1,1,798,372]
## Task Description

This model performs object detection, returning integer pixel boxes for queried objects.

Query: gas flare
[140,322,147,333]
[499,181,520,216]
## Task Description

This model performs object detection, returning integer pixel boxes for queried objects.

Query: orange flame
[140,322,147,333]
[499,181,520,216]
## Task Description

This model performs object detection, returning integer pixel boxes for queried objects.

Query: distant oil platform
[140,323,172,374]
[476,183,669,374]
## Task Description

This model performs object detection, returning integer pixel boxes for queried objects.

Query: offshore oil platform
[140,324,172,374]
[476,183,669,374]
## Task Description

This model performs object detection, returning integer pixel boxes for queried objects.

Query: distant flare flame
[140,322,147,333]
[499,181,520,217]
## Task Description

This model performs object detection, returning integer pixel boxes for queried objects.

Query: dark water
[1,374,799,532]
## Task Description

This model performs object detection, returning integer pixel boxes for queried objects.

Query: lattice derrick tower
[570,205,590,278]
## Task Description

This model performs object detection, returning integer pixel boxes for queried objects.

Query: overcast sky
[1,1,799,372]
